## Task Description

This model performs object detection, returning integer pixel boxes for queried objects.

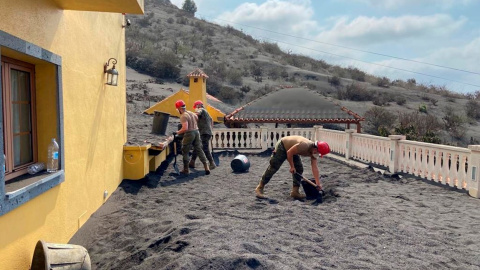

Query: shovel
[294,172,325,204]
[172,133,180,175]
[210,139,220,166]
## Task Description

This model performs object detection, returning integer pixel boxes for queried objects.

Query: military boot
[255,180,267,199]
[208,158,216,170]
[188,158,196,168]
[290,185,306,200]
[181,161,189,175]
[203,162,211,175]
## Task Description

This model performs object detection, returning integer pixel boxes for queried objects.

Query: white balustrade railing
[317,129,346,156]
[351,133,391,167]
[398,141,471,189]
[212,128,316,150]
[211,126,480,198]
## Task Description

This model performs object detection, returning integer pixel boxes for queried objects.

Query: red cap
[175,100,186,109]
[316,141,330,157]
[193,100,204,109]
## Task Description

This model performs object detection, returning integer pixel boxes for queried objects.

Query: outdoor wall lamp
[122,13,131,28]
[104,58,119,86]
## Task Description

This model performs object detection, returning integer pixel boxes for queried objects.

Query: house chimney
[186,68,208,110]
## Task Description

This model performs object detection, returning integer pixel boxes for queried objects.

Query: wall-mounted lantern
[104,58,118,86]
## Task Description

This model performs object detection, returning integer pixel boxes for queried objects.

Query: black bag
[301,179,320,200]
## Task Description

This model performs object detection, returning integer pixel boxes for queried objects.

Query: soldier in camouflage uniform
[189,100,216,170]
[255,136,330,199]
[174,100,210,175]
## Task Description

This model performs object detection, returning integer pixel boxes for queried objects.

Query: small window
[0,30,64,216]
[194,78,198,83]
[1,57,37,181]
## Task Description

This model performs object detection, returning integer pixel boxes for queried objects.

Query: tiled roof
[225,87,364,123]
[187,68,209,78]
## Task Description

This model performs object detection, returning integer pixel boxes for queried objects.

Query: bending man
[255,135,330,199]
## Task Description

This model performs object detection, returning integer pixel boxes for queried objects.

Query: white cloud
[349,0,478,9]
[356,37,480,93]
[428,37,480,71]
[215,0,318,37]
[316,14,466,46]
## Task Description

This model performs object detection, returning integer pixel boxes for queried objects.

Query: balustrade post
[313,125,323,141]
[345,129,355,160]
[467,145,480,198]
[388,135,405,173]
[261,128,268,150]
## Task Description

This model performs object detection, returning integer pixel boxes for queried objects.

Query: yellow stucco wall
[0,0,141,268]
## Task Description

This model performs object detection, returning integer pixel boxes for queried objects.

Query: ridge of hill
[124,0,479,147]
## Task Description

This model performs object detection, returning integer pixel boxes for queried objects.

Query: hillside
[125,0,480,147]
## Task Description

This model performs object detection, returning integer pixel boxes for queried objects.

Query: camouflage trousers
[190,134,213,162]
[260,141,304,187]
[182,130,207,164]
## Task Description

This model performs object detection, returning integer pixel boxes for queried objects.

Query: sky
[169,0,480,94]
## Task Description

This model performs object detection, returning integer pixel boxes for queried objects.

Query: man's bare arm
[177,121,188,135]
[287,144,299,173]
[310,158,322,189]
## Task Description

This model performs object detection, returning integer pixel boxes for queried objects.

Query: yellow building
[144,68,225,123]
[0,0,144,269]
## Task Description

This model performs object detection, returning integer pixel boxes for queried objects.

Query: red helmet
[316,141,330,157]
[175,100,186,109]
[193,100,204,109]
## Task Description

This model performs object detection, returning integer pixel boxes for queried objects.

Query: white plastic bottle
[47,138,59,173]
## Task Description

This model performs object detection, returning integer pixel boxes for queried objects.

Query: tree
[363,106,397,135]
[182,0,197,16]
[395,112,442,143]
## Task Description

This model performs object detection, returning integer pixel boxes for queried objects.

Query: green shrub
[250,63,262,77]
[344,83,373,101]
[396,96,406,106]
[268,67,282,80]
[138,13,154,27]
[240,85,251,93]
[419,104,427,113]
[372,94,388,106]
[376,77,390,88]
[176,17,188,25]
[261,42,283,55]
[466,100,480,119]
[328,76,341,87]
[347,66,366,82]
[443,107,466,139]
[226,69,243,86]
